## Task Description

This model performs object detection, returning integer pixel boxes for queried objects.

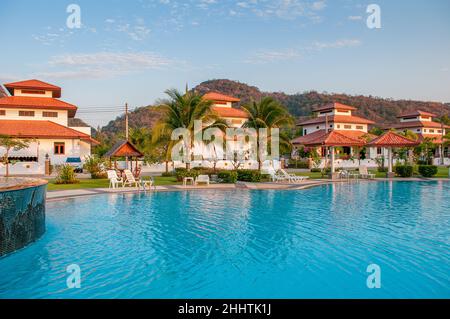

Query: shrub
[84,155,106,179]
[395,165,413,177]
[55,164,79,184]
[217,171,238,183]
[310,168,321,173]
[237,170,262,182]
[174,168,199,181]
[418,165,438,177]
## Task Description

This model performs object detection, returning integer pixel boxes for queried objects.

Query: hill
[99,79,450,138]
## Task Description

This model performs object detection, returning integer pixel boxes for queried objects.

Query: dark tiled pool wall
[0,183,47,257]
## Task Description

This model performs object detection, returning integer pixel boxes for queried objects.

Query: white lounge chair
[195,175,210,186]
[107,170,124,189]
[358,166,375,179]
[266,167,288,183]
[279,168,309,183]
[123,169,145,189]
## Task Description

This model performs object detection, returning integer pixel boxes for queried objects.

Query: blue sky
[1,0,449,126]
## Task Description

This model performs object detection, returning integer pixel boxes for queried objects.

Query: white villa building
[292,102,380,168]
[390,110,449,165]
[0,79,98,176]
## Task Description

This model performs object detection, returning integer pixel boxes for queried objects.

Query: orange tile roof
[367,131,419,147]
[212,106,248,118]
[390,120,449,129]
[0,96,77,117]
[292,129,366,146]
[203,92,240,103]
[4,79,61,98]
[313,102,357,112]
[0,120,99,144]
[397,110,437,118]
[298,114,374,126]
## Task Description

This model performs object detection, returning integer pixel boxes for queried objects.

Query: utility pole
[125,102,129,141]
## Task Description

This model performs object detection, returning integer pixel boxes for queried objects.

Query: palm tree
[153,89,226,170]
[0,135,30,177]
[242,97,294,170]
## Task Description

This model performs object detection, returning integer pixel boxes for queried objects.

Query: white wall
[0,108,68,126]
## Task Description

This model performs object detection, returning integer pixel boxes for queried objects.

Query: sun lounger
[195,175,210,186]
[107,170,124,189]
[358,166,375,179]
[279,168,309,183]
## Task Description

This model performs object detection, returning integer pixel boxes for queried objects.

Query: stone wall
[0,178,47,257]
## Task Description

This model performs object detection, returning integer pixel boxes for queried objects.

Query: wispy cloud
[311,39,362,50]
[245,38,362,64]
[36,52,178,79]
[245,49,302,64]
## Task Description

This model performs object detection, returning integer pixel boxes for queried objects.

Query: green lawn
[47,167,449,191]
[47,176,179,191]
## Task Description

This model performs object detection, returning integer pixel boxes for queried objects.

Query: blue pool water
[0,181,449,299]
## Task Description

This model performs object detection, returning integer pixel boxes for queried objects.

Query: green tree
[0,135,30,177]
[242,97,294,170]
[153,89,226,170]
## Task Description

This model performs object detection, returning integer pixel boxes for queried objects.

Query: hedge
[418,165,438,177]
[395,165,413,177]
[236,170,262,182]
[217,171,238,183]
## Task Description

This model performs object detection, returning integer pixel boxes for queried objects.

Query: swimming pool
[0,181,449,298]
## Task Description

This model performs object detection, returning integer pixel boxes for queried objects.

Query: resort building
[389,110,449,164]
[203,92,248,128]
[292,102,379,168]
[0,79,98,175]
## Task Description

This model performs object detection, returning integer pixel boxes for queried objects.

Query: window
[344,125,352,129]
[54,142,65,155]
[231,119,241,125]
[336,124,340,129]
[417,129,421,132]
[330,125,333,128]
[356,125,364,130]
[429,129,434,133]
[377,147,382,155]
[316,126,320,129]
[21,89,46,95]
[19,110,35,117]
[304,129,307,135]
[0,110,5,116]
[437,130,442,133]
[43,111,58,118]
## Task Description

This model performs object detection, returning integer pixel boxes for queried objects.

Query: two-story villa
[203,92,248,128]
[0,79,98,175]
[390,110,449,163]
[292,103,376,161]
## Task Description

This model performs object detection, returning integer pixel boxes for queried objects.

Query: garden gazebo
[105,140,144,175]
[302,130,366,178]
[367,131,419,177]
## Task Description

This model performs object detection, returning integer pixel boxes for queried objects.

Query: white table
[183,177,195,187]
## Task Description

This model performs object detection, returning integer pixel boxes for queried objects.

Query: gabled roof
[0,96,78,117]
[397,110,436,118]
[297,114,374,126]
[0,120,99,144]
[105,140,144,158]
[312,102,357,112]
[389,120,449,129]
[212,106,248,119]
[4,79,61,98]
[367,131,419,147]
[203,92,240,103]
[292,129,366,147]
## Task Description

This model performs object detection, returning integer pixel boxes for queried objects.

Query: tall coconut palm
[153,89,227,170]
[242,97,294,170]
